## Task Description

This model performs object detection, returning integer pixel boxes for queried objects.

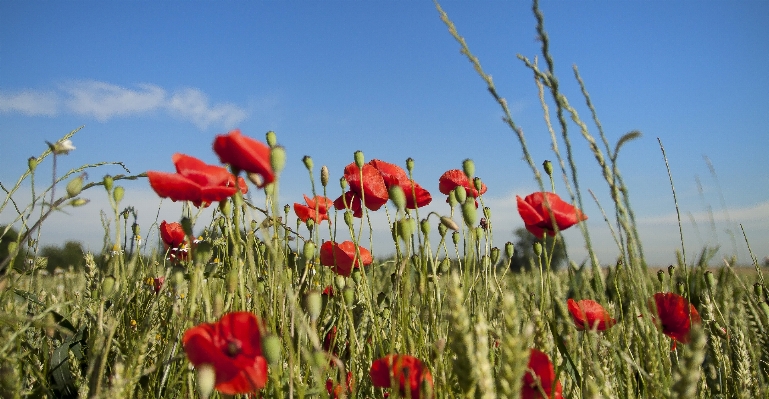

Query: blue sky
[1,1,768,266]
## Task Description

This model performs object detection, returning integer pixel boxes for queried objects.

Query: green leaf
[48,324,88,398]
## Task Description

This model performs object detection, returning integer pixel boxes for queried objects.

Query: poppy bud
[262,334,282,366]
[389,185,406,212]
[66,176,83,198]
[321,165,330,187]
[194,241,213,266]
[266,130,277,147]
[438,222,448,237]
[101,275,118,298]
[103,175,114,193]
[461,199,477,227]
[406,157,415,173]
[219,198,232,216]
[354,150,364,168]
[448,190,458,208]
[28,157,38,172]
[196,364,216,399]
[420,218,430,236]
[305,218,315,232]
[490,247,500,265]
[474,226,484,240]
[303,241,316,260]
[543,160,554,177]
[454,186,467,205]
[344,211,353,228]
[440,216,459,232]
[263,183,274,196]
[668,264,676,278]
[473,177,483,194]
[255,279,266,294]
[113,186,124,204]
[305,290,322,322]
[342,287,355,306]
[657,270,665,284]
[335,275,346,290]
[213,293,224,319]
[397,218,416,241]
[302,155,314,171]
[505,241,514,259]
[352,269,362,284]
[247,172,263,187]
[462,158,475,179]
[122,210,129,220]
[676,281,685,295]
[69,198,89,207]
[440,258,450,273]
[533,241,542,257]
[452,231,460,246]
[483,206,491,219]
[270,146,286,174]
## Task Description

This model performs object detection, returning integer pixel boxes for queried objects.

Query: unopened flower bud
[196,364,216,399]
[657,270,665,284]
[438,222,448,237]
[473,177,483,194]
[103,175,114,193]
[461,200,477,227]
[505,242,514,259]
[462,158,475,178]
[101,275,118,298]
[454,186,467,205]
[533,242,542,257]
[219,199,232,216]
[247,172,263,187]
[335,275,346,290]
[181,217,194,237]
[321,165,329,187]
[448,190,458,208]
[440,216,458,232]
[491,247,500,265]
[342,287,355,306]
[303,241,316,260]
[406,158,415,173]
[69,198,89,207]
[389,185,406,212]
[352,269,362,284]
[452,231,460,246]
[344,211,353,228]
[270,146,286,174]
[543,160,553,177]
[265,131,277,148]
[305,290,322,322]
[262,334,282,366]
[354,151,364,168]
[226,268,238,294]
[28,157,38,172]
[113,186,124,204]
[302,155,314,171]
[420,219,430,236]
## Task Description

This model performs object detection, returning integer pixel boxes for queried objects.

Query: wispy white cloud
[0,80,248,130]
[0,90,59,116]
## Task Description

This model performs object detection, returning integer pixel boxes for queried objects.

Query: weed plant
[1,1,768,398]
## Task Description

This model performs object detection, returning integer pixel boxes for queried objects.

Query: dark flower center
[226,341,241,357]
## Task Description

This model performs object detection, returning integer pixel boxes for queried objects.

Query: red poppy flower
[438,169,487,198]
[213,129,274,187]
[148,154,245,207]
[370,354,434,399]
[650,292,701,349]
[333,191,365,218]
[516,192,587,238]
[326,371,354,399]
[319,241,373,277]
[160,220,189,262]
[336,163,389,212]
[567,298,616,331]
[182,311,268,395]
[153,276,165,294]
[294,194,333,224]
[369,159,432,209]
[522,349,563,399]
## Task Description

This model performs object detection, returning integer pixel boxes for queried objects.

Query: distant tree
[509,227,567,272]
[40,241,86,272]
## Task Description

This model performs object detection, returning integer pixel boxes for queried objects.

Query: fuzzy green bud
[447,190,458,208]
[113,186,124,204]
[474,226,484,240]
[103,175,114,193]
[420,218,430,236]
[453,186,467,205]
[69,198,89,207]
[397,218,416,241]
[196,364,216,399]
[352,269,362,284]
[321,165,329,187]
[389,185,406,212]
[342,287,355,306]
[265,131,277,148]
[101,275,118,298]
[297,239,313,260]
[440,216,459,232]
[440,258,450,273]
[261,335,282,366]
[438,222,448,237]
[452,231,460,246]
[461,199,477,227]
[490,247,500,265]
[406,157,415,173]
[335,275,346,290]
[27,157,38,172]
[543,160,554,177]
[462,158,475,178]
[181,217,194,237]
[354,150,364,168]
[270,146,286,174]
[344,211,354,228]
[533,241,542,257]
[219,199,232,216]
[305,290,322,322]
[302,155,313,171]
[226,268,238,294]
[473,177,483,194]
[505,241,514,259]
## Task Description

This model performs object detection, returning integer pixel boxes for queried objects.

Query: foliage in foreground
[1,1,769,398]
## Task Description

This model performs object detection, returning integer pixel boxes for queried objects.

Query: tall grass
[1,1,768,398]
